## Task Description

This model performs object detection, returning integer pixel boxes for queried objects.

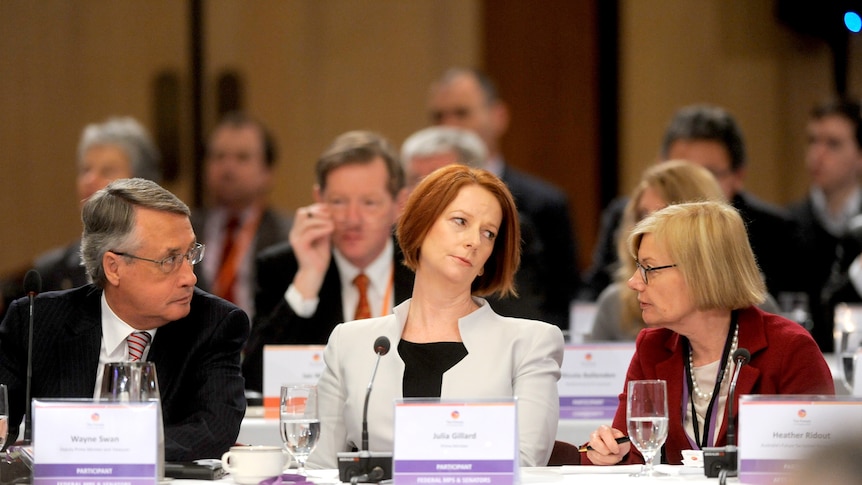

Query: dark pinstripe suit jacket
[0,285,249,461]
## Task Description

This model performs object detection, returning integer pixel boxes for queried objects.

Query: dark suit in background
[0,285,248,461]
[242,239,415,392]
[500,164,579,328]
[788,196,862,352]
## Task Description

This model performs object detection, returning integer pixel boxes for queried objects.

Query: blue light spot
[845,11,862,33]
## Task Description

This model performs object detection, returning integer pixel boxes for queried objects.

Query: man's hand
[290,203,335,299]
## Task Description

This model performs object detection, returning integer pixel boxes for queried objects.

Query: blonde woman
[590,161,725,341]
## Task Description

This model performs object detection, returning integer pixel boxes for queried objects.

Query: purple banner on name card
[559,396,618,420]
[33,463,156,485]
[739,459,800,485]
[395,460,514,473]
[394,460,516,485]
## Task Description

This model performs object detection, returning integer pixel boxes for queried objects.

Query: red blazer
[584,306,834,465]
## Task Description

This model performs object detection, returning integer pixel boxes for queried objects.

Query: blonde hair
[616,161,725,335]
[628,201,766,310]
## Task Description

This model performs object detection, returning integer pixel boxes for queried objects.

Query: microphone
[361,336,390,451]
[725,348,751,456]
[703,347,750,481]
[337,336,392,484]
[22,269,41,445]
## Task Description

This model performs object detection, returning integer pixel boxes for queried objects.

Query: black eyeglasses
[634,260,677,285]
[111,243,205,274]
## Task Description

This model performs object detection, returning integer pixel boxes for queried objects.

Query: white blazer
[307,297,565,468]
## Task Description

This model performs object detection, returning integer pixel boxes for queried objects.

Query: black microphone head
[733,348,751,365]
[373,336,391,356]
[23,269,42,295]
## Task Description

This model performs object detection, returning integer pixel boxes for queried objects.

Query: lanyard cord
[684,313,738,449]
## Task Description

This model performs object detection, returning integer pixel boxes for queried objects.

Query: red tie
[353,274,371,320]
[215,216,241,303]
[127,331,151,362]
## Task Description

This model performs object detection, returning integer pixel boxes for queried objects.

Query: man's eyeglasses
[634,260,677,285]
[111,243,206,274]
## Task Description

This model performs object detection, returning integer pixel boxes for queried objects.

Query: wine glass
[280,384,320,475]
[834,303,862,393]
[627,379,669,477]
[0,384,8,452]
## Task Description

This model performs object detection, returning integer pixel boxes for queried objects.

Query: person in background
[789,98,862,352]
[0,117,161,323]
[243,131,414,392]
[192,112,290,317]
[0,178,248,460]
[400,125,486,192]
[36,116,162,291]
[584,105,795,302]
[583,201,833,466]
[308,165,564,469]
[428,67,579,328]
[590,160,725,341]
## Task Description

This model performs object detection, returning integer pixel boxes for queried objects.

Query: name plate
[262,344,325,418]
[32,399,159,485]
[393,399,518,485]
[558,344,634,419]
[738,395,862,485]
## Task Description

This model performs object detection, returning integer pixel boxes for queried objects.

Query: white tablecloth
[237,414,604,448]
[171,466,730,485]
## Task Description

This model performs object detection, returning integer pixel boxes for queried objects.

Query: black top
[399,340,468,398]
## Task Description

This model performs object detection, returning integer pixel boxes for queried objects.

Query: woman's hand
[585,424,631,465]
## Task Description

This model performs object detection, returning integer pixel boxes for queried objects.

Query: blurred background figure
[400,125,486,192]
[242,131,414,392]
[789,98,862,353]
[309,165,563,469]
[584,105,795,303]
[427,67,579,328]
[192,112,290,317]
[582,201,833,466]
[589,160,725,341]
[35,116,162,292]
[0,116,160,318]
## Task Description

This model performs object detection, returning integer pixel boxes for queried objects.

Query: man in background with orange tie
[242,131,415,392]
[192,112,291,318]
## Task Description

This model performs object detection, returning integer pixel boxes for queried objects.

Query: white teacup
[221,445,290,484]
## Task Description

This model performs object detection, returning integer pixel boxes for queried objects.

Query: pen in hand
[578,436,631,453]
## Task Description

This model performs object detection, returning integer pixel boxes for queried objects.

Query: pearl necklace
[689,324,739,401]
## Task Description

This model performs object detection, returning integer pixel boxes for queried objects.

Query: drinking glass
[98,362,164,479]
[834,303,862,393]
[279,384,320,475]
[0,384,8,451]
[627,379,669,477]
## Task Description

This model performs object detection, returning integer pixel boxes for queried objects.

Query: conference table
[238,408,603,448]
[169,466,729,485]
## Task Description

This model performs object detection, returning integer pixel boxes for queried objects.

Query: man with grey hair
[35,116,162,291]
[0,178,248,460]
[400,126,486,191]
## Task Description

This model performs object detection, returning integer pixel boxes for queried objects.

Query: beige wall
[2,0,860,277]
[619,0,862,204]
[0,0,480,275]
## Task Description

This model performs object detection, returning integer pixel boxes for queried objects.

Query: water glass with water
[627,379,669,477]
[280,384,320,475]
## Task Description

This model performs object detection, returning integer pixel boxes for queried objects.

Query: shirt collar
[332,237,394,292]
[101,292,155,357]
[810,185,862,236]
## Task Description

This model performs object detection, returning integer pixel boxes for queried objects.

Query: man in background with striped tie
[0,178,248,461]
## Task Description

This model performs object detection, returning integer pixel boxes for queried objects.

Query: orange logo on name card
[797,409,807,418]
[451,410,460,420]
[90,413,100,422]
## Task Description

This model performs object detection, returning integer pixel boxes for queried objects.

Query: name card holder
[558,343,635,420]
[738,395,862,485]
[32,399,159,485]
[262,344,325,418]
[393,399,518,485]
